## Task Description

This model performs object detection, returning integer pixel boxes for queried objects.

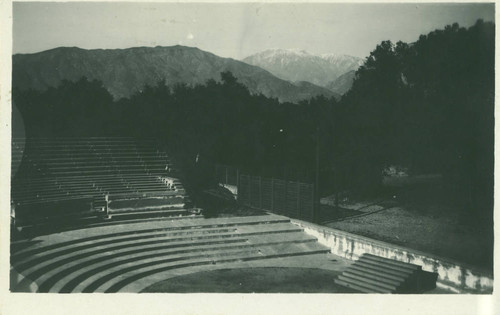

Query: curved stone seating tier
[10,215,331,293]
[11,138,187,226]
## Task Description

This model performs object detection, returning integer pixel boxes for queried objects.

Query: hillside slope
[325,70,357,95]
[13,46,338,103]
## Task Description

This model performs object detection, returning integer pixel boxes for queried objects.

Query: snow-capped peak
[245,48,311,60]
[321,53,364,65]
[242,49,364,88]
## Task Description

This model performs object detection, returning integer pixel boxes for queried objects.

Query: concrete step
[11,214,327,293]
[354,260,414,277]
[14,222,301,274]
[16,238,242,292]
[117,250,332,293]
[338,273,398,291]
[78,212,202,227]
[42,236,319,293]
[13,236,250,290]
[334,278,391,294]
[109,198,185,207]
[32,230,316,291]
[344,269,402,286]
[108,208,188,218]
[348,264,408,283]
[12,212,204,235]
[334,253,424,294]
[12,224,312,290]
[13,201,186,229]
[13,226,248,271]
[91,244,330,293]
[11,217,290,261]
[44,242,260,292]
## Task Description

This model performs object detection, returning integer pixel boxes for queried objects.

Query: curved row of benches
[11,138,187,226]
[10,216,330,293]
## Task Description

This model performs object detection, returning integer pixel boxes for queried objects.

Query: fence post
[215,165,218,183]
[259,176,263,208]
[312,183,316,223]
[271,178,274,212]
[240,174,243,204]
[225,166,228,185]
[236,168,239,200]
[313,126,320,223]
[284,179,288,217]
[297,182,301,219]
[105,194,110,218]
[249,176,252,207]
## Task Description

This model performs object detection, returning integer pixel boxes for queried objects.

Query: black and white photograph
[0,1,497,314]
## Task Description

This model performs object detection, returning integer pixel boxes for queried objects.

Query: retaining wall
[290,219,493,293]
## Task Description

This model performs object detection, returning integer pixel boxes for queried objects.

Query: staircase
[334,253,424,293]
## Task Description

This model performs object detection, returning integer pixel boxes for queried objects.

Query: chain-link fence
[238,174,315,222]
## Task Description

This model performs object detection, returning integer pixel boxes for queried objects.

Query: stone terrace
[10,214,350,293]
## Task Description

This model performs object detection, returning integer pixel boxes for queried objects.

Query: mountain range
[242,49,363,93]
[12,46,341,103]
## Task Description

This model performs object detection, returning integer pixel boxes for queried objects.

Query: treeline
[337,19,494,217]
[14,72,336,175]
[14,71,337,196]
[13,20,494,217]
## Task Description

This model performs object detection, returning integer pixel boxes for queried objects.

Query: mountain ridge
[242,49,363,91]
[13,45,339,103]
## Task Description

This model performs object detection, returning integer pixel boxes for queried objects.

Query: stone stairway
[334,253,424,293]
[11,215,330,293]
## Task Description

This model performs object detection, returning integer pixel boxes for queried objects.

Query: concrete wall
[291,219,493,293]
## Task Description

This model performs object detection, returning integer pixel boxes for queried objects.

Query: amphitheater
[10,137,471,294]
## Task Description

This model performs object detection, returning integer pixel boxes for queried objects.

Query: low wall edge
[290,218,493,294]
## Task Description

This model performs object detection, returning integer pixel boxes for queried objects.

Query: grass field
[141,267,352,293]
[320,179,493,271]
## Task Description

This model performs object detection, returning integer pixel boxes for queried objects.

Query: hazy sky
[13,2,495,59]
